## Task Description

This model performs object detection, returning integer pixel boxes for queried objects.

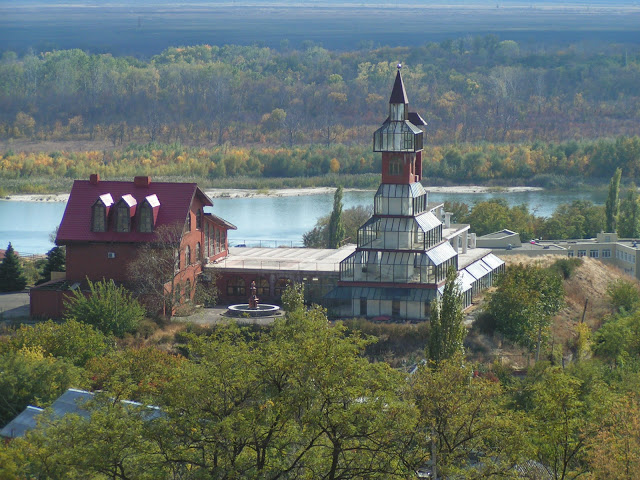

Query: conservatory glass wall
[357,216,442,251]
[340,243,457,284]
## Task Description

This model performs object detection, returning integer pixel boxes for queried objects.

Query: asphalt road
[0,291,30,320]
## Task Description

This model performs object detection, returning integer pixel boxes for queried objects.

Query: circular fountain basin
[227,304,281,317]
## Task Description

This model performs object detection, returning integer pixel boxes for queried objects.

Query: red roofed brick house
[30,174,235,318]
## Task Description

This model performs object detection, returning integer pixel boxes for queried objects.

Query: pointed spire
[389,64,408,104]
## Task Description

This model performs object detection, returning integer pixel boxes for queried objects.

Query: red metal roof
[56,178,214,244]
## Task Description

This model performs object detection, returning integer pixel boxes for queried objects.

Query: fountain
[226,281,281,317]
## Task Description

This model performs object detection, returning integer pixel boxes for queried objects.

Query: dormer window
[91,193,113,232]
[139,203,153,233]
[115,194,137,233]
[92,204,107,232]
[137,195,160,233]
[116,203,130,232]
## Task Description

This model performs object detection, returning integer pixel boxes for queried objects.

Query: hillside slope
[503,255,637,344]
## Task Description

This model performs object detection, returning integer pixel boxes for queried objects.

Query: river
[0,188,607,255]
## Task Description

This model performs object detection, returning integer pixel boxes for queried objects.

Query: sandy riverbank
[2,185,543,203]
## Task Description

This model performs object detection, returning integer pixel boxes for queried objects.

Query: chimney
[134,176,151,187]
[89,174,100,185]
[445,212,452,229]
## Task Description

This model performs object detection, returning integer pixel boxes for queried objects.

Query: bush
[64,279,145,337]
[606,278,640,314]
[3,319,111,367]
[549,257,583,279]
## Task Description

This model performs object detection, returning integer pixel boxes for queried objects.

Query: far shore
[2,185,544,203]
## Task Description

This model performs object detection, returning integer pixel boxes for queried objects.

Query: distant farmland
[2,1,640,56]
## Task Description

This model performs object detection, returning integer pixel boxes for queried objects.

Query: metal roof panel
[426,242,457,266]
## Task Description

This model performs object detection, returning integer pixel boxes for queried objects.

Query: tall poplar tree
[327,186,345,249]
[618,183,640,238]
[427,267,466,364]
[605,168,622,233]
[0,243,27,292]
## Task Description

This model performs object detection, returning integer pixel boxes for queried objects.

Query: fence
[229,239,304,248]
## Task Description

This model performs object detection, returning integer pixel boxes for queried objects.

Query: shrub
[549,257,583,279]
[606,278,640,314]
[64,279,145,337]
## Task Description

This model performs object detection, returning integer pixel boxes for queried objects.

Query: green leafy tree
[541,201,605,240]
[64,278,145,337]
[606,167,622,232]
[150,302,415,479]
[0,347,87,428]
[427,267,466,364]
[327,186,345,249]
[86,346,185,401]
[2,319,110,367]
[607,278,640,314]
[525,365,611,480]
[618,183,640,238]
[40,246,65,284]
[464,200,510,236]
[303,205,371,248]
[281,280,305,314]
[411,356,529,478]
[486,264,564,359]
[593,312,640,366]
[16,398,162,480]
[0,242,27,292]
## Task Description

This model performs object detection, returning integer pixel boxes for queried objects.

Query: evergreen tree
[605,168,622,232]
[327,186,345,249]
[40,246,66,283]
[427,267,466,364]
[0,243,27,292]
[618,183,640,238]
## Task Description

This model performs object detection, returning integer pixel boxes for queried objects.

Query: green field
[2,1,640,56]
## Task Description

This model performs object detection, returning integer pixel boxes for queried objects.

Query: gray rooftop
[0,406,43,438]
[210,245,357,273]
[478,229,518,240]
[1,388,162,439]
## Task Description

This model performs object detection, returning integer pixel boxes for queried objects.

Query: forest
[1,37,640,191]
[3,270,640,479]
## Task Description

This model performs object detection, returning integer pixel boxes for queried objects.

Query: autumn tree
[2,319,110,368]
[127,222,185,316]
[587,395,640,479]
